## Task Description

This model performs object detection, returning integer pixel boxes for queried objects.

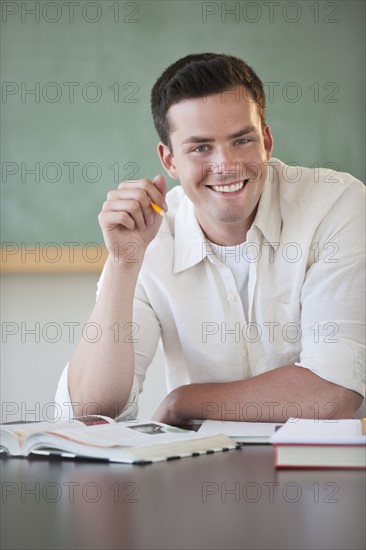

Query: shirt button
[227,294,236,302]
[241,349,248,358]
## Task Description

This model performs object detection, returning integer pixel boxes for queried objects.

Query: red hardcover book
[270,418,366,469]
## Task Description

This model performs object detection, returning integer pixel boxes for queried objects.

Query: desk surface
[1,446,365,550]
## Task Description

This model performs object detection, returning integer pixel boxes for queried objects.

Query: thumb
[152,174,168,198]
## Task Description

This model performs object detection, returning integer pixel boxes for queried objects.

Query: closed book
[197,420,284,444]
[270,418,366,469]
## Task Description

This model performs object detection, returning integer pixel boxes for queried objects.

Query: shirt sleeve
[54,262,162,421]
[295,180,365,398]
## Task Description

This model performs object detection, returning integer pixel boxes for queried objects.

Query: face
[158,86,273,244]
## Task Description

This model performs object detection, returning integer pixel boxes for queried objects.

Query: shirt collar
[173,161,282,274]
[173,195,209,274]
[250,161,282,245]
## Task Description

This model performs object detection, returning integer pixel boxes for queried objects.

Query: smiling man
[56,53,365,424]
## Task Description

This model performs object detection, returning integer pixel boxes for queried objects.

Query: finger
[111,178,167,226]
[105,188,153,228]
[106,199,148,231]
[153,174,168,213]
[152,175,168,201]
[106,189,153,223]
[98,210,136,231]
[106,188,151,209]
[117,178,167,212]
[101,197,147,231]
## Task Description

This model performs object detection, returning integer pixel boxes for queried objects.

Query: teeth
[212,180,245,193]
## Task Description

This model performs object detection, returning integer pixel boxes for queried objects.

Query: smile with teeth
[210,179,249,193]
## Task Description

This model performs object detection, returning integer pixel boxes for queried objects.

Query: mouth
[207,179,249,194]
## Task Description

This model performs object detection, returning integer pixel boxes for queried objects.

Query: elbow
[329,387,363,419]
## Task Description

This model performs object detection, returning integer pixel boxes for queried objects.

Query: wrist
[167,386,192,425]
[106,246,146,271]
[102,256,143,293]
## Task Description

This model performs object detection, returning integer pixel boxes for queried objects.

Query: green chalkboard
[2,0,365,248]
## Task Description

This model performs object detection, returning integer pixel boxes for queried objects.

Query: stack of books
[269,418,366,469]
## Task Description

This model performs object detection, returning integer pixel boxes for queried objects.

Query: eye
[192,145,210,153]
[234,138,250,145]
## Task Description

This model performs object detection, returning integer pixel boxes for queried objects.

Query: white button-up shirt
[55,158,365,419]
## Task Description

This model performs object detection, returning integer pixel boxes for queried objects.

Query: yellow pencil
[150,202,165,216]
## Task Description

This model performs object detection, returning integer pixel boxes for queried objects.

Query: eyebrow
[181,126,257,146]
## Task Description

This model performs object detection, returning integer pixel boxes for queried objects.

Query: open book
[270,418,366,469]
[0,416,236,464]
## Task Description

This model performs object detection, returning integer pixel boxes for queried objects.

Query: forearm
[68,256,142,418]
[153,365,363,424]
[67,174,167,418]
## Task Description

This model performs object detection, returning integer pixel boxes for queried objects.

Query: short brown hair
[151,53,266,151]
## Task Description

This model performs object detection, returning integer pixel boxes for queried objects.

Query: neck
[197,211,257,246]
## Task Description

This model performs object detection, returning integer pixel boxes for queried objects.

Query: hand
[98,175,167,264]
[151,387,189,426]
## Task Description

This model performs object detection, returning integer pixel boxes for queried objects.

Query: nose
[214,147,241,184]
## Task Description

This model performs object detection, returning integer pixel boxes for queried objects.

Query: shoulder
[270,158,365,218]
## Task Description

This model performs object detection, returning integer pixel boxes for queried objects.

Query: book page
[41,422,203,449]
[1,415,113,445]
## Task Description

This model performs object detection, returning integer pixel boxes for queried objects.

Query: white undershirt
[210,241,250,320]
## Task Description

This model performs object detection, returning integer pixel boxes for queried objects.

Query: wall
[1,273,166,422]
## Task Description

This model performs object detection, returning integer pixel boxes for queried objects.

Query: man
[55,53,365,424]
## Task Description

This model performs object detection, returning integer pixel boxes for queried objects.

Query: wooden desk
[1,446,365,549]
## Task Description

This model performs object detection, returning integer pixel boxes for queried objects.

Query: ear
[263,124,274,160]
[157,142,180,180]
